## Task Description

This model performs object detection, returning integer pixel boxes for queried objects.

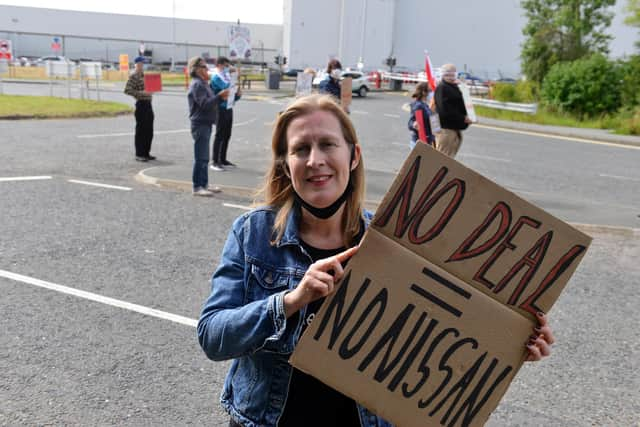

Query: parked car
[34,55,73,66]
[311,70,370,97]
[457,71,487,86]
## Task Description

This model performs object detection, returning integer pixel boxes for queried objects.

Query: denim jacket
[197,206,392,427]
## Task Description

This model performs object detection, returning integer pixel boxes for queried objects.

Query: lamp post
[171,0,176,71]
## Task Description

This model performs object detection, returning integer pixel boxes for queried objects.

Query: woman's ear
[350,144,361,171]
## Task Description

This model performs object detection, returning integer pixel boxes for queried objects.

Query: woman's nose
[306,146,325,167]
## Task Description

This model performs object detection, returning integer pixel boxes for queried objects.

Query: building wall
[0,5,282,64]
[284,0,637,77]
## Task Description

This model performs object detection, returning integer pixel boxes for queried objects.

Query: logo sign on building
[228,25,251,60]
[119,54,129,72]
[291,143,591,426]
[51,37,62,53]
[0,39,12,60]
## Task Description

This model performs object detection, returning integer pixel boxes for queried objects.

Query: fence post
[95,63,101,101]
[67,62,72,99]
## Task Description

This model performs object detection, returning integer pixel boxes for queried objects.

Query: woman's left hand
[525,311,555,362]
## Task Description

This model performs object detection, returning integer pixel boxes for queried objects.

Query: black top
[434,80,469,130]
[278,241,361,427]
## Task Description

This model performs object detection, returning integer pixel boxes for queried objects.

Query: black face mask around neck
[293,180,352,220]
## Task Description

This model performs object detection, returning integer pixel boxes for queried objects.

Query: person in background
[433,63,471,158]
[318,58,342,100]
[124,56,155,162]
[197,94,555,427]
[187,56,229,197]
[408,82,436,150]
[210,56,241,171]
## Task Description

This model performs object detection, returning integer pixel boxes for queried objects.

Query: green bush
[619,55,640,108]
[514,80,538,103]
[541,54,622,117]
[492,83,517,102]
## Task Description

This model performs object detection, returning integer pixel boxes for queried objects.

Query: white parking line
[77,129,189,139]
[233,118,257,128]
[223,203,252,211]
[459,153,512,163]
[598,173,640,182]
[0,269,197,328]
[384,113,401,118]
[0,176,53,182]
[351,110,369,115]
[68,180,132,191]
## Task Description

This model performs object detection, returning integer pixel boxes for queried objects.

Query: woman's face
[285,110,360,209]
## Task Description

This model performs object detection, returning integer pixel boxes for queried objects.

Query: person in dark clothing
[124,56,155,162]
[408,82,436,149]
[187,56,229,197]
[434,63,471,158]
[318,58,342,100]
[210,56,241,171]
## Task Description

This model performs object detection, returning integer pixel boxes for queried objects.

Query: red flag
[415,109,428,143]
[424,51,436,91]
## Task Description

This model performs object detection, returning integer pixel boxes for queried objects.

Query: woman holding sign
[408,82,436,150]
[197,94,554,427]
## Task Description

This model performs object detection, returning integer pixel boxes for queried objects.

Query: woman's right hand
[284,246,359,318]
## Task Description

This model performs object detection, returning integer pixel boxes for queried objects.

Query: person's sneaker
[135,156,148,162]
[192,188,215,197]
[207,185,222,193]
[146,155,157,160]
[222,161,237,168]
[210,163,225,171]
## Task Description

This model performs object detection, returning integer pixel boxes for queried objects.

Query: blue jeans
[191,124,212,190]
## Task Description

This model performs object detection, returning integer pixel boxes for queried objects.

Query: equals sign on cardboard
[410,267,472,317]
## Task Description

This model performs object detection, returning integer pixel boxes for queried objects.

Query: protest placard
[143,73,162,92]
[341,76,352,113]
[295,72,313,97]
[291,143,591,426]
[458,82,477,123]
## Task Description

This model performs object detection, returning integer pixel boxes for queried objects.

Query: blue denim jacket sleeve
[197,215,290,361]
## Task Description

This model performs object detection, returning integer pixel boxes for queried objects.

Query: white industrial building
[1,2,636,78]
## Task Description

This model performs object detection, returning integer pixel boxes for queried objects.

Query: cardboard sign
[291,144,591,426]
[341,76,352,112]
[226,71,239,109]
[144,73,162,92]
[458,82,477,123]
[295,72,313,97]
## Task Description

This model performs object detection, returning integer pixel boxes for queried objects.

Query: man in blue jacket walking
[210,56,241,171]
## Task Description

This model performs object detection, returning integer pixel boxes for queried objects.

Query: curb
[135,169,639,237]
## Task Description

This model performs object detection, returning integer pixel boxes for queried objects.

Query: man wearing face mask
[434,63,472,158]
[318,58,342,100]
[210,56,242,171]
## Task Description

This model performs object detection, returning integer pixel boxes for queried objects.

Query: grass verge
[0,94,132,119]
[475,105,640,135]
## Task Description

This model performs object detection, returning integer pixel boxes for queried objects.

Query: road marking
[223,203,252,211]
[0,269,197,328]
[233,118,257,128]
[384,113,401,118]
[473,124,640,151]
[598,173,640,182]
[351,110,369,115]
[78,129,189,139]
[68,180,132,191]
[391,142,408,148]
[459,153,512,163]
[0,175,52,182]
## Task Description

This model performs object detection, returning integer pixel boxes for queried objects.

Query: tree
[521,0,615,83]
[625,0,640,49]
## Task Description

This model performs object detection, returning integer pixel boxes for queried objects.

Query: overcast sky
[1,0,285,25]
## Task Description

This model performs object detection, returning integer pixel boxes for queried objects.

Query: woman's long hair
[257,94,366,247]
